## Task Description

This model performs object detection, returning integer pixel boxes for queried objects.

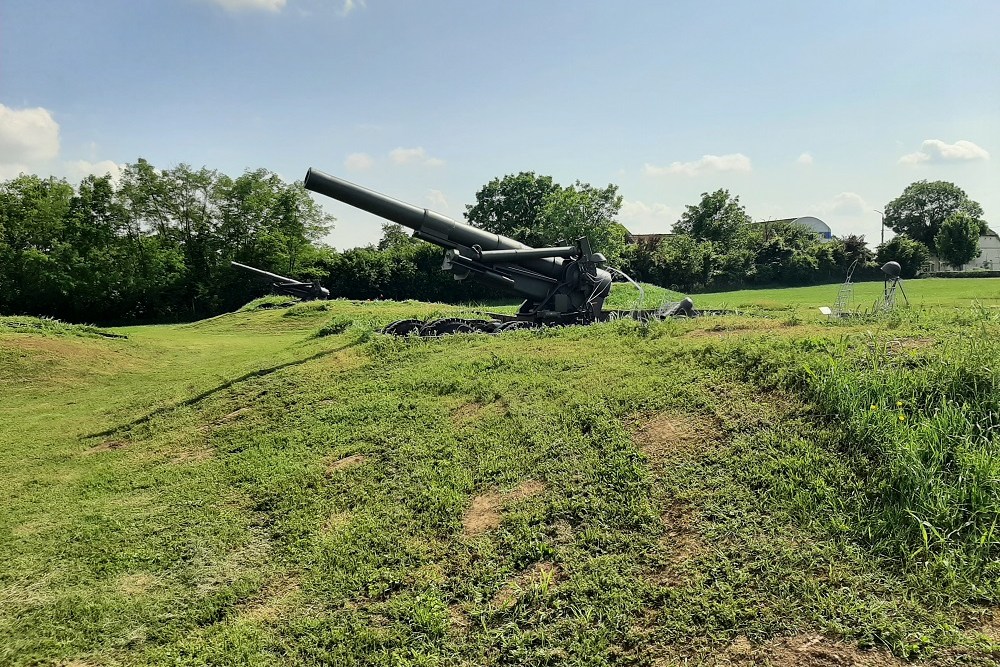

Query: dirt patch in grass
[322,511,352,532]
[451,401,487,426]
[168,444,214,464]
[649,503,702,586]
[448,604,470,633]
[216,407,252,424]
[463,480,546,536]
[635,413,722,460]
[463,492,504,535]
[977,612,1000,643]
[490,561,561,609]
[83,438,129,455]
[118,573,157,596]
[710,388,807,431]
[729,633,903,666]
[873,337,935,356]
[11,518,57,537]
[655,634,904,666]
[241,577,301,623]
[660,504,700,562]
[450,401,507,427]
[324,454,366,475]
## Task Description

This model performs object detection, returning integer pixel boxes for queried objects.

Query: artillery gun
[231,261,330,300]
[303,168,693,335]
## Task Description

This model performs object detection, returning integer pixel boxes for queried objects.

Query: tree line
[0,161,988,324]
[0,160,333,322]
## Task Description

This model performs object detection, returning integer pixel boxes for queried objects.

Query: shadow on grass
[87,341,361,439]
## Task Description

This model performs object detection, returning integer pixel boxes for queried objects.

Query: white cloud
[617,199,677,233]
[796,152,814,166]
[342,0,367,15]
[389,146,445,167]
[426,189,448,210]
[899,139,990,165]
[344,152,374,171]
[0,104,121,185]
[810,192,867,216]
[64,159,123,186]
[0,163,32,181]
[643,153,751,177]
[208,0,286,11]
[0,104,60,169]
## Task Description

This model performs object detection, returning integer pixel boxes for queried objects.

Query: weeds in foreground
[705,311,1000,598]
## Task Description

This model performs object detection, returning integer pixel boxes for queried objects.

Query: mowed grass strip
[0,294,998,665]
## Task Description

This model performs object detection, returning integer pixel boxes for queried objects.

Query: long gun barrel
[230,261,330,299]
[304,169,560,276]
[303,169,612,319]
[231,261,297,283]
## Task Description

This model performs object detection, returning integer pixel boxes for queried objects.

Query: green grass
[691,277,1000,314]
[1,293,999,665]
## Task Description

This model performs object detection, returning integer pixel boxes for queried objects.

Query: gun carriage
[303,168,694,336]
[230,261,330,300]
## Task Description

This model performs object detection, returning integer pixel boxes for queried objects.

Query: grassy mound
[0,315,126,338]
[1,296,998,665]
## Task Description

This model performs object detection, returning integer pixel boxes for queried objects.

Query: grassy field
[692,277,1000,314]
[1,282,999,665]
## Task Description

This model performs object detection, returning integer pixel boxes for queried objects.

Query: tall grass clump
[0,315,124,338]
[704,313,1000,595]
[805,330,1000,587]
[238,295,299,311]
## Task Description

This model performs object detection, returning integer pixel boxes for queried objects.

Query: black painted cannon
[231,261,330,300]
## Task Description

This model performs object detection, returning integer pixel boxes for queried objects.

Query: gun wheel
[382,319,424,336]
[465,320,499,334]
[494,320,538,333]
[418,318,476,337]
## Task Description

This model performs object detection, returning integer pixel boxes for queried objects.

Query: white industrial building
[626,216,835,246]
[758,216,833,242]
[925,228,1000,272]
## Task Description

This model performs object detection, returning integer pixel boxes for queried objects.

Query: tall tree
[465,172,625,263]
[653,235,714,291]
[753,221,823,284]
[0,175,75,316]
[672,189,752,248]
[465,172,559,246]
[934,211,981,269]
[883,180,985,251]
[837,234,874,268]
[537,181,625,265]
[378,223,417,250]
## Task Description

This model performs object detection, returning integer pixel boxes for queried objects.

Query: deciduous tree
[883,180,985,251]
[465,172,625,263]
[876,235,929,278]
[465,172,559,246]
[672,189,752,249]
[934,211,981,269]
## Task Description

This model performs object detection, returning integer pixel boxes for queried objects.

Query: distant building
[755,216,833,242]
[626,233,671,246]
[624,215,834,246]
[925,227,1000,272]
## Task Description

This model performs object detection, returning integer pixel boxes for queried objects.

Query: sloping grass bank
[1,301,998,665]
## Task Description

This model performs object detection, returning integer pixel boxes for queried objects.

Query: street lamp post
[874,209,884,245]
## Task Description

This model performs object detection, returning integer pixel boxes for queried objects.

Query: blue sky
[2,0,997,249]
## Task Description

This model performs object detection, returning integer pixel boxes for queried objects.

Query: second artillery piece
[231,261,330,300]
[303,168,693,335]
